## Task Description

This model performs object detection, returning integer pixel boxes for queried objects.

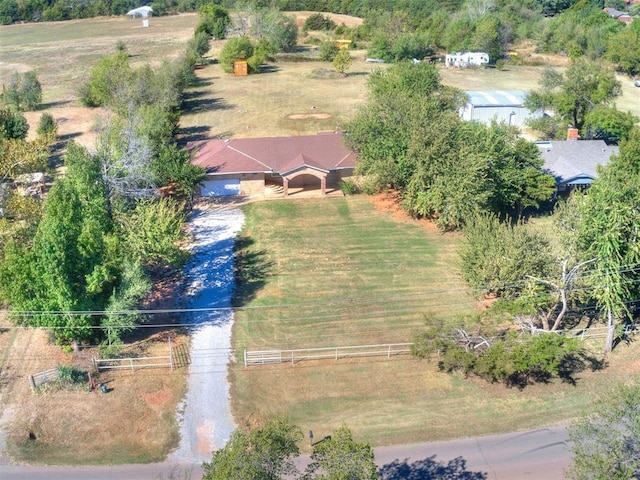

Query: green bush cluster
[302,13,336,32]
[413,328,586,388]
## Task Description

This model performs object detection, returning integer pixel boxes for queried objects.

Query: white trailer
[445,52,489,68]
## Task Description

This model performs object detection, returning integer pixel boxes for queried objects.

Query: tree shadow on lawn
[504,350,607,390]
[177,125,211,144]
[181,96,233,114]
[232,235,274,307]
[379,455,487,479]
[39,99,71,109]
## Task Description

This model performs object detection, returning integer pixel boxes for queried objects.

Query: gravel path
[168,204,245,463]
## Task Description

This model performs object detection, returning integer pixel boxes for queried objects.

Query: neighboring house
[460,90,542,127]
[603,7,633,23]
[445,52,489,68]
[190,132,357,197]
[536,140,618,192]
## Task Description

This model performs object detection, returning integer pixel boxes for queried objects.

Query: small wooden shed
[233,60,248,76]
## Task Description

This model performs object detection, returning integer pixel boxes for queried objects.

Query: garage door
[200,179,241,197]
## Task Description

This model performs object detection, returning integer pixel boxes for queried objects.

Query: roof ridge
[227,142,273,171]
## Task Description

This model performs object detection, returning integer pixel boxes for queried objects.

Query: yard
[229,195,640,448]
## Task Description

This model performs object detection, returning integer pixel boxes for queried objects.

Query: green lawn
[230,196,640,449]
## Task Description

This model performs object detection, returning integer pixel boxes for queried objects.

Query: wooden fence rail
[28,367,59,391]
[92,341,174,372]
[92,355,173,371]
[244,343,413,366]
[243,324,640,367]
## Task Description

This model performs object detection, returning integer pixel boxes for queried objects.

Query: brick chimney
[567,127,579,141]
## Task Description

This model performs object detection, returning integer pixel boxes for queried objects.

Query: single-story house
[190,132,357,197]
[603,7,633,23]
[536,140,618,192]
[460,90,542,127]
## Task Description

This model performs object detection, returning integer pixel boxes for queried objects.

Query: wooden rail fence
[244,343,413,366]
[28,367,59,391]
[92,342,175,371]
[243,324,640,367]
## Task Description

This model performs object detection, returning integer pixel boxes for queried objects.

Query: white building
[459,90,542,128]
[445,52,489,68]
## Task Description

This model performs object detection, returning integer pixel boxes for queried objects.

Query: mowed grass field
[230,196,640,448]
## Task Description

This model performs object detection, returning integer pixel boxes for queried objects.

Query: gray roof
[465,90,528,107]
[537,140,618,186]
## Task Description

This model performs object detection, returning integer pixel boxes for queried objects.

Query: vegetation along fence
[28,367,59,391]
[244,324,640,367]
[244,343,413,366]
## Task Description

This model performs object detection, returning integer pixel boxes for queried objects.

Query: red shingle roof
[190,133,357,175]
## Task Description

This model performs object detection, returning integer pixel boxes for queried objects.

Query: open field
[230,195,640,448]
[0,14,198,147]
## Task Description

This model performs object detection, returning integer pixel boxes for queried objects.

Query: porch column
[321,176,326,196]
[283,177,289,197]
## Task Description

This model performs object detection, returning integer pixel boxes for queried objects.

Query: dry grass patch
[0,14,198,147]
[5,332,188,465]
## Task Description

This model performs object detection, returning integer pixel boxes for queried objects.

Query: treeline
[0,42,204,352]
[5,0,640,73]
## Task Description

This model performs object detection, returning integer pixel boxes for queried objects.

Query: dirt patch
[368,191,441,234]
[288,113,331,119]
[289,11,364,29]
[23,105,102,150]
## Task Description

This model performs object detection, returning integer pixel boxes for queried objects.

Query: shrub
[4,71,42,111]
[57,365,86,385]
[319,40,340,61]
[303,13,336,32]
[219,36,255,73]
[339,179,358,195]
[37,113,57,137]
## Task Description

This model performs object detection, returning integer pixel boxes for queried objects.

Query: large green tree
[606,21,640,76]
[346,62,553,229]
[303,425,378,480]
[577,129,640,353]
[195,3,231,39]
[567,383,640,480]
[526,58,621,132]
[202,419,302,480]
[0,143,120,344]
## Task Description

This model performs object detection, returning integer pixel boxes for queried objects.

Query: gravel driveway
[168,203,245,463]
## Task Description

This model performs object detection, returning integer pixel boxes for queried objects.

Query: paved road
[2,425,571,479]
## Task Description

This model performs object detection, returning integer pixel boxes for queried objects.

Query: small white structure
[126,6,153,27]
[460,90,542,128]
[445,52,489,68]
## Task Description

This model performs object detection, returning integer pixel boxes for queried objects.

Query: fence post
[291,350,294,365]
[388,344,391,358]
[244,349,247,367]
[28,375,36,391]
[169,338,173,370]
[92,357,97,372]
[335,347,338,361]
[130,358,134,371]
